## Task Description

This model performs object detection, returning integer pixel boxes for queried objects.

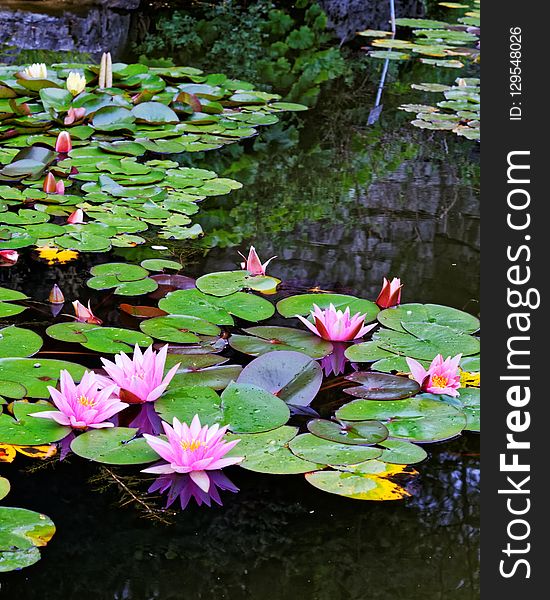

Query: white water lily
[66,71,86,96]
[24,63,48,79]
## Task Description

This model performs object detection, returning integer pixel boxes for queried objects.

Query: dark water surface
[0,3,480,599]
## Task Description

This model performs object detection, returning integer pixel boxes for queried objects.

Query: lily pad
[0,358,86,398]
[305,467,413,500]
[336,397,466,443]
[140,315,220,343]
[79,327,153,353]
[159,288,275,324]
[377,303,479,333]
[289,433,382,465]
[226,426,323,474]
[307,419,389,446]
[237,350,323,406]
[70,427,158,464]
[156,382,289,433]
[0,327,42,358]
[229,326,333,359]
[0,507,56,572]
[196,270,280,296]
[343,372,420,400]
[277,293,378,323]
[0,401,70,445]
[170,364,243,390]
[378,439,428,464]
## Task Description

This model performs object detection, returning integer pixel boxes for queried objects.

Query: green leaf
[289,433,382,465]
[140,315,220,343]
[343,372,420,400]
[0,327,42,358]
[336,397,466,442]
[229,326,333,359]
[277,293,379,323]
[0,401,70,445]
[70,427,158,464]
[0,507,55,572]
[377,303,479,333]
[307,419,389,446]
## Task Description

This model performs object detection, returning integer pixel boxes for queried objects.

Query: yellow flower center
[431,375,449,389]
[78,395,97,407]
[180,439,206,452]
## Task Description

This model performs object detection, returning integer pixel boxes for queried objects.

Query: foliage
[135,0,348,107]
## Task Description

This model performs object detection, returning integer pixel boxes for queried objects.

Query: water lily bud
[66,72,86,96]
[55,180,65,195]
[376,277,402,309]
[72,300,102,325]
[64,107,86,126]
[23,63,48,79]
[43,172,57,193]
[55,131,72,154]
[0,250,19,266]
[66,208,84,224]
[48,284,65,304]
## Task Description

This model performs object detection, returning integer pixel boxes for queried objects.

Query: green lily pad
[159,288,275,325]
[307,419,389,446]
[418,388,480,432]
[70,427,158,464]
[0,507,56,572]
[226,426,323,474]
[0,327,43,358]
[289,433,382,465]
[374,322,479,361]
[140,315,220,343]
[378,440,428,464]
[377,303,479,333]
[336,397,466,442]
[156,382,289,433]
[0,477,9,501]
[343,372,420,400]
[170,364,243,390]
[237,350,322,406]
[305,469,413,500]
[277,293,379,323]
[229,326,333,359]
[131,102,179,124]
[0,401,70,445]
[140,259,182,271]
[196,270,280,297]
[0,358,86,398]
[46,322,97,343]
[79,327,153,353]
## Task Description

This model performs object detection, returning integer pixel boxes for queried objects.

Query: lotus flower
[0,250,18,266]
[23,63,47,79]
[148,470,239,510]
[100,344,180,404]
[238,246,276,276]
[66,72,86,96]
[32,370,128,430]
[98,52,113,89]
[43,172,57,193]
[142,415,243,492]
[64,107,86,125]
[376,277,402,309]
[297,303,376,342]
[72,300,102,324]
[66,208,83,224]
[55,131,72,153]
[48,284,65,304]
[406,354,462,397]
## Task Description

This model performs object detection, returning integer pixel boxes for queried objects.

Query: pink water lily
[238,246,276,276]
[43,172,57,193]
[64,107,86,125]
[297,303,376,342]
[142,415,243,492]
[101,344,180,404]
[72,300,102,324]
[376,277,402,309]
[32,370,128,430]
[406,354,462,397]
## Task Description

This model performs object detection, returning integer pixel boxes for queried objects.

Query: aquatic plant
[32,370,127,429]
[296,304,376,342]
[406,353,462,396]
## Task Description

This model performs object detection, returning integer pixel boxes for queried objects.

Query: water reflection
[1,436,479,599]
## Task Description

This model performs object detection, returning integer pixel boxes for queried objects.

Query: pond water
[0,2,480,598]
